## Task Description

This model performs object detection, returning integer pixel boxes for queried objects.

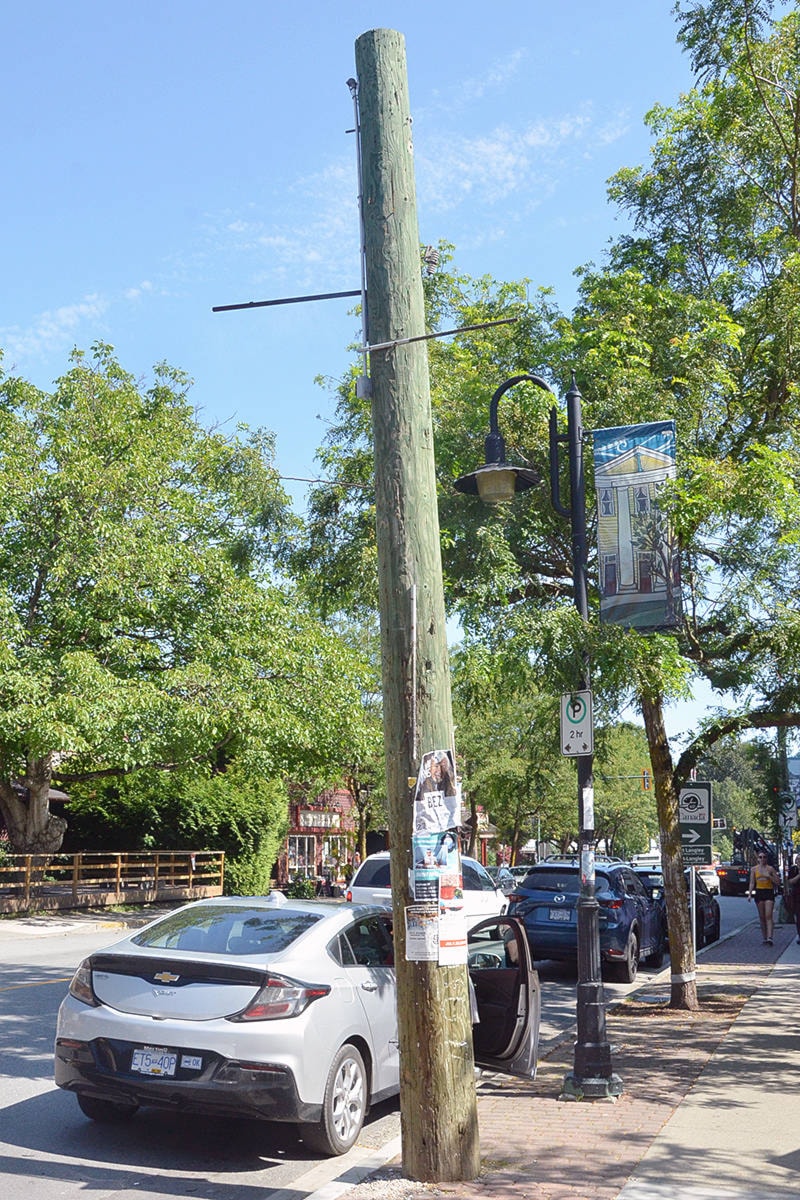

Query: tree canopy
[0,343,377,856]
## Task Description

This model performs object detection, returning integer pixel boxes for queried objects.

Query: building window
[600,488,615,517]
[322,836,351,875]
[288,835,317,878]
[634,486,650,514]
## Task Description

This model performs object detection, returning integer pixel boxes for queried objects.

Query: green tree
[451,642,575,860]
[0,344,375,854]
[695,735,764,838]
[64,768,290,895]
[593,723,658,858]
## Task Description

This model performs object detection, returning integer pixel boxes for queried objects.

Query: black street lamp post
[455,372,622,1100]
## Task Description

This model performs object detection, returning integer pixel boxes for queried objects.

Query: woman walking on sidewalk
[748,852,781,944]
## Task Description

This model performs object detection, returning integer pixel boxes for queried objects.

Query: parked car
[55,895,538,1155]
[489,865,532,894]
[716,861,750,896]
[631,865,721,948]
[696,864,720,895]
[506,860,665,983]
[346,851,507,919]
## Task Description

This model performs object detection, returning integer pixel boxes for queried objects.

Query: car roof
[532,858,624,870]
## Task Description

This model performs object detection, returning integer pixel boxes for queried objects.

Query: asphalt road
[0,893,751,1200]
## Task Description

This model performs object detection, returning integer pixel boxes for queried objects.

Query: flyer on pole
[404,904,439,961]
[413,749,461,833]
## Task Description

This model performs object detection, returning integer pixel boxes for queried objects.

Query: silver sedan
[55,893,539,1155]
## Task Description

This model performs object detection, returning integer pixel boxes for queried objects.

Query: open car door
[467,915,540,1078]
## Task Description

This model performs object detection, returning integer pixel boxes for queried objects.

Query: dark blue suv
[506,858,665,983]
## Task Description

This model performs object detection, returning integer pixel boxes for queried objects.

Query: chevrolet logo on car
[153,971,180,984]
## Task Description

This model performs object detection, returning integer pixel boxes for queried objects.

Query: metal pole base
[559,1071,624,1102]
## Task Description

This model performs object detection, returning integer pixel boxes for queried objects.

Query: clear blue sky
[1,0,693,490]
[2,1,719,739]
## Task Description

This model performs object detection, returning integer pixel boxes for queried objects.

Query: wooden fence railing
[0,850,225,914]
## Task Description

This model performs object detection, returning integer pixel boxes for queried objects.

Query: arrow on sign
[681,829,701,843]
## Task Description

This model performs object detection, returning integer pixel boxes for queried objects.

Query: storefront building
[276,788,357,889]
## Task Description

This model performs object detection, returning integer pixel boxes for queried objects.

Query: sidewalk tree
[0,344,376,854]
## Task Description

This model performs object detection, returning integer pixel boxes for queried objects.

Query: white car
[346,851,508,919]
[55,894,538,1156]
[695,864,720,895]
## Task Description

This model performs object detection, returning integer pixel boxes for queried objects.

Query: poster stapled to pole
[404,904,439,961]
[413,748,461,833]
[412,830,460,903]
[593,421,680,630]
[437,905,467,965]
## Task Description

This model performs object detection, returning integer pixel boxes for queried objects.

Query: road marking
[0,977,71,992]
[264,1135,402,1200]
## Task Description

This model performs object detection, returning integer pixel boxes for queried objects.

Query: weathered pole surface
[354,28,481,1183]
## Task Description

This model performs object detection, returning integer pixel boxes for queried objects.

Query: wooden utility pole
[354,28,481,1183]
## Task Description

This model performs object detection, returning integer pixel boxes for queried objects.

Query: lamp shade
[475,466,519,504]
[454,463,540,503]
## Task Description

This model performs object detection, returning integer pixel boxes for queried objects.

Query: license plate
[549,907,571,922]
[131,1046,178,1076]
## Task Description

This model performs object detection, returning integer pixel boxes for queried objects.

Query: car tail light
[345,889,353,902]
[507,891,524,904]
[229,974,331,1021]
[68,960,100,1007]
[598,898,624,909]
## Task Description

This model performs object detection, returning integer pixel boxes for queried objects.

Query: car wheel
[695,917,706,950]
[77,1093,138,1122]
[645,937,665,969]
[708,912,721,943]
[300,1044,367,1156]
[610,931,639,983]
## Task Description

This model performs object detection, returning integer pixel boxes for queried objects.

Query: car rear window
[521,869,611,894]
[351,860,391,888]
[132,905,323,955]
[462,861,496,892]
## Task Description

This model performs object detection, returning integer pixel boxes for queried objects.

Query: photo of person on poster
[435,830,458,869]
[414,749,461,832]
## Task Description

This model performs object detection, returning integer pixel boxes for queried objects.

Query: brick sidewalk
[348,918,793,1200]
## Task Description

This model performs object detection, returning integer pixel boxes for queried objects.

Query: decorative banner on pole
[593,421,680,629]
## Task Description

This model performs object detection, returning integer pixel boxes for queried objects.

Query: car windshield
[131,905,323,955]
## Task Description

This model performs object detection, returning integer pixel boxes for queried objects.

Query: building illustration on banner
[593,421,680,630]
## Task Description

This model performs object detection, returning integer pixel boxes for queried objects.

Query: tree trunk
[639,691,698,1010]
[0,756,67,854]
